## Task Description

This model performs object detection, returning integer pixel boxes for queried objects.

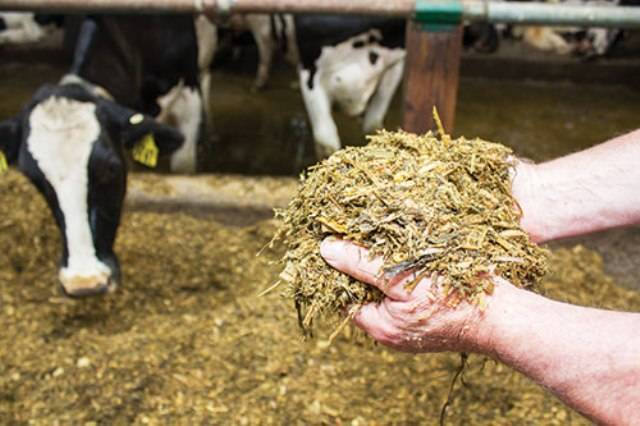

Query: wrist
[511,160,547,243]
[466,277,536,358]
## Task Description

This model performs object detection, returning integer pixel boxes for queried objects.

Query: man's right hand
[320,237,491,354]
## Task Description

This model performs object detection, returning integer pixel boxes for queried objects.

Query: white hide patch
[316,31,405,117]
[194,15,216,119]
[157,83,202,174]
[0,12,48,45]
[586,28,613,56]
[299,68,341,157]
[28,97,111,291]
[518,26,574,55]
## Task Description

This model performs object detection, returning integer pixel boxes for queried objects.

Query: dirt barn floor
[0,171,638,425]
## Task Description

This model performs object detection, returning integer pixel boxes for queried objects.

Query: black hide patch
[34,14,65,28]
[369,51,380,66]
[0,16,7,32]
[295,15,405,90]
[0,117,22,164]
[87,136,126,278]
[463,23,499,54]
[268,14,292,58]
[352,40,366,49]
[368,33,382,44]
[96,99,184,155]
[66,15,200,116]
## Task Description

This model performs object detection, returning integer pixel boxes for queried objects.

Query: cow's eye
[352,40,366,49]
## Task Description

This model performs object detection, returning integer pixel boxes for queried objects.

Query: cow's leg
[248,15,274,90]
[195,15,216,121]
[282,14,299,66]
[299,69,340,159]
[200,71,212,122]
[158,83,203,174]
[363,58,405,134]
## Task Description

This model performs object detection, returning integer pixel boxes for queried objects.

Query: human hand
[320,238,494,354]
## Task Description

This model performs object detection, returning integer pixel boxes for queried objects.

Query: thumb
[320,238,413,301]
[320,238,381,284]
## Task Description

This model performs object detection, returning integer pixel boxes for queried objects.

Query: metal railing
[0,0,640,29]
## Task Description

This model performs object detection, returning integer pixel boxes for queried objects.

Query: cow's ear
[0,117,22,165]
[119,114,185,157]
[98,100,184,156]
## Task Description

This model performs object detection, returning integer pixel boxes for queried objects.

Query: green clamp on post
[414,0,463,32]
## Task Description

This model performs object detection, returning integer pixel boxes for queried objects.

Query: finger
[320,238,382,285]
[352,303,395,345]
[320,238,416,301]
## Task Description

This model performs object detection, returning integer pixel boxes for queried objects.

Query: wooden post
[402,21,463,134]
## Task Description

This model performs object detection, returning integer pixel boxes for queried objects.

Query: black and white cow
[294,16,406,159]
[66,14,215,173]
[294,16,500,158]
[0,81,183,297]
[214,13,299,90]
[506,0,639,58]
[217,14,498,93]
[0,12,64,45]
[0,14,217,297]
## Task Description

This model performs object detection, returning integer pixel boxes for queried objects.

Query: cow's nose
[59,273,117,298]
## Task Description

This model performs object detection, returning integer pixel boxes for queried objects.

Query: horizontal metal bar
[0,0,639,28]
[0,0,416,16]
[0,0,211,14]
[230,0,416,16]
[464,1,640,29]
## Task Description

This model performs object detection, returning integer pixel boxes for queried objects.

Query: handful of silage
[274,130,548,332]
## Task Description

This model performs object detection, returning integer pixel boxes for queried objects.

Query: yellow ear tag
[0,151,8,175]
[132,133,159,168]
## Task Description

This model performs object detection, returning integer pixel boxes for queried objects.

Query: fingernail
[320,237,343,265]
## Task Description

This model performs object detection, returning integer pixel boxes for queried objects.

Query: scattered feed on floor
[0,170,636,424]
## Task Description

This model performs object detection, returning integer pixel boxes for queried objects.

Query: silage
[275,130,549,331]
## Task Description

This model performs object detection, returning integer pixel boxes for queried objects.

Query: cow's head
[0,79,183,297]
[319,30,405,117]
